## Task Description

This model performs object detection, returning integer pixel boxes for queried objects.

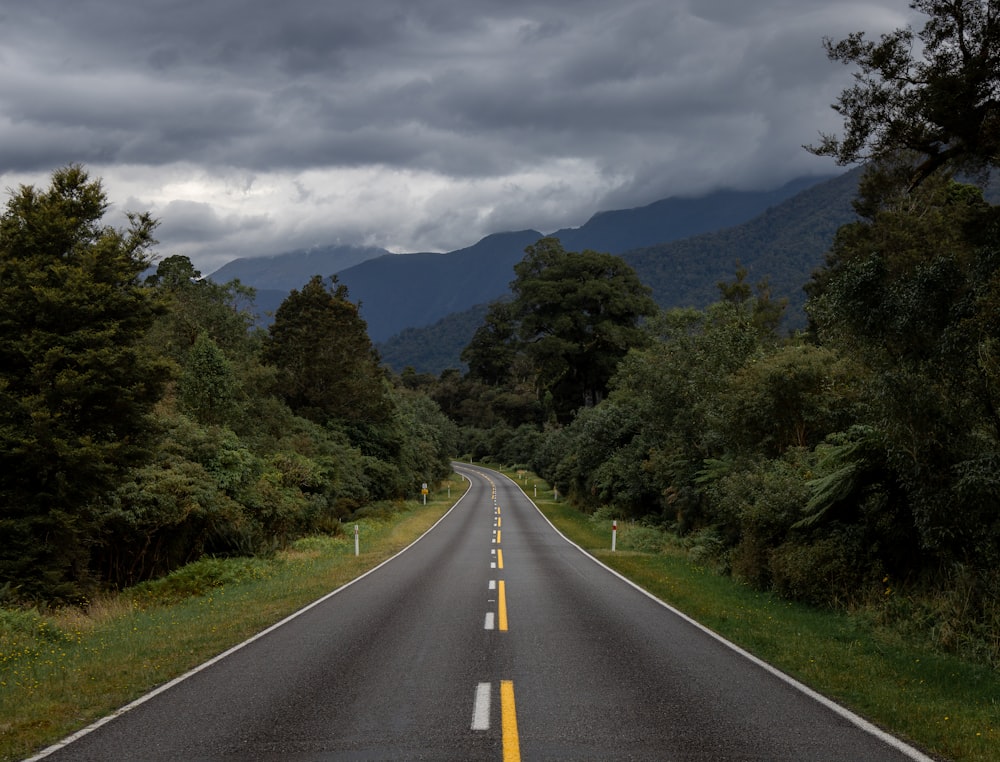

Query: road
[31,463,935,761]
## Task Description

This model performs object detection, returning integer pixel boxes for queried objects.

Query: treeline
[0,166,456,602]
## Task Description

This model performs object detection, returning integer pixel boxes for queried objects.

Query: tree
[262,275,393,439]
[179,331,242,427]
[716,344,859,456]
[470,238,657,424]
[809,0,1000,188]
[806,161,1000,568]
[0,166,168,600]
[144,254,260,364]
[461,300,518,386]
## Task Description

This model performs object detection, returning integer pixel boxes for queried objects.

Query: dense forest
[0,166,456,601]
[3,0,1000,669]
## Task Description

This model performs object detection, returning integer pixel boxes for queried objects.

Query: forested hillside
[379,169,863,373]
[209,174,832,344]
[623,166,864,327]
[547,174,829,254]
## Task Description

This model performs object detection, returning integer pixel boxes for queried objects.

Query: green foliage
[717,344,858,456]
[461,300,517,386]
[0,166,168,600]
[810,0,1000,187]
[264,275,393,432]
[463,238,657,425]
[0,169,462,604]
[701,452,810,587]
[145,254,260,364]
[767,530,870,607]
[130,556,274,606]
[179,331,242,426]
[808,171,1000,569]
[510,238,658,421]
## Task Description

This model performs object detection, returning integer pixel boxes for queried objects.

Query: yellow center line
[498,580,508,631]
[497,516,502,528]
[501,680,521,762]
[497,549,503,569]
[496,530,501,544]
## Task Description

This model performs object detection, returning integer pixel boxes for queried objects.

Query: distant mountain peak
[548,175,833,255]
[208,243,390,292]
[208,173,849,352]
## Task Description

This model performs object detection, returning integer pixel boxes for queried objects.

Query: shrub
[130,556,273,605]
[768,530,870,606]
[621,525,667,553]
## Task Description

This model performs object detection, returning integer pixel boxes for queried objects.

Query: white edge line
[471,682,491,730]
[455,463,937,762]
[24,473,475,762]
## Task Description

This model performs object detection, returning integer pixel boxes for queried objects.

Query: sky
[0,0,919,275]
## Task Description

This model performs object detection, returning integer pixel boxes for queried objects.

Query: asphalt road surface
[31,463,936,761]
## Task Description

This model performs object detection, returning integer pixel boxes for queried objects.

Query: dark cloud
[0,0,920,272]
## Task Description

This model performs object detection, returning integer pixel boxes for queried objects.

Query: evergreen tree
[262,276,393,439]
[0,166,167,600]
[179,331,242,427]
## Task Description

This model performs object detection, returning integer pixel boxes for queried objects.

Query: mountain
[378,303,491,375]
[206,175,834,341]
[334,175,836,342]
[549,175,829,255]
[622,166,864,324]
[209,244,390,292]
[377,168,865,374]
[205,173,854,356]
[334,230,543,342]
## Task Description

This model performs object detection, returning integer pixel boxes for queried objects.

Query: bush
[685,528,729,573]
[704,453,812,588]
[621,525,667,553]
[768,531,871,606]
[130,556,274,605]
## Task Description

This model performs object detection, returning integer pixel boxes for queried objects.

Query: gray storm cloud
[0,0,918,272]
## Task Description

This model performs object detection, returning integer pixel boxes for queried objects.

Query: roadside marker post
[612,520,617,552]
[354,524,360,556]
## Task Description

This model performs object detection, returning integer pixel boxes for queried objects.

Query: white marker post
[354,524,360,556]
[612,520,617,552]
[421,482,428,505]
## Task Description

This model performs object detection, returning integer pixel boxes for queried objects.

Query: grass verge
[495,464,997,762]
[0,479,463,762]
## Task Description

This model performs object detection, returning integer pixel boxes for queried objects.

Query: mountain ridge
[210,174,835,341]
[378,168,866,373]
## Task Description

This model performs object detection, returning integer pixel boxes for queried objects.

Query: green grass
[0,482,462,762]
[492,464,998,762]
